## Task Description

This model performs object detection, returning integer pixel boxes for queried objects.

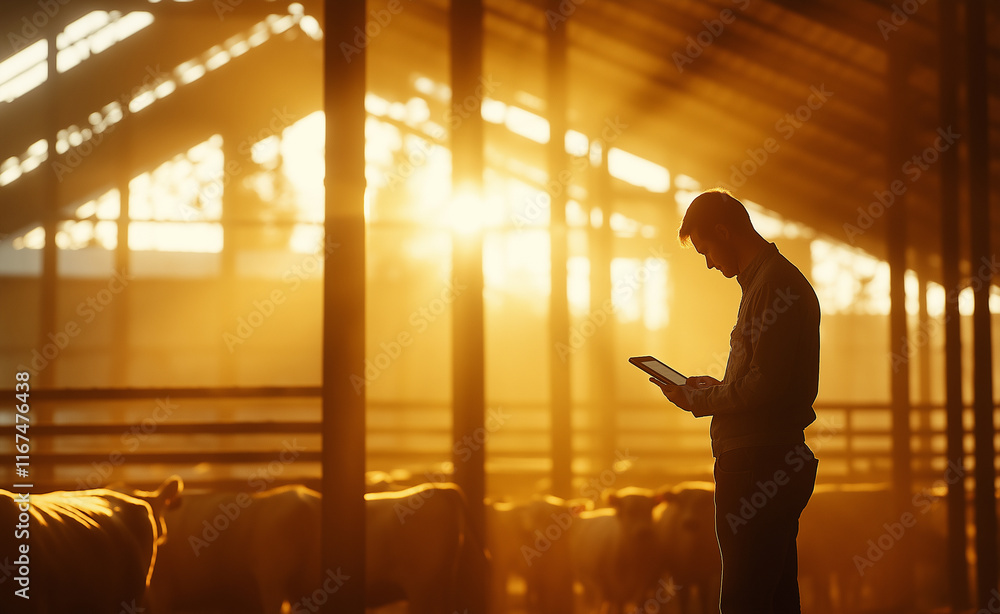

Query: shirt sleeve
[685,281,807,417]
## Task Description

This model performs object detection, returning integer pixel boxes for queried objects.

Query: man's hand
[649,378,692,411]
[687,375,721,389]
[649,375,721,412]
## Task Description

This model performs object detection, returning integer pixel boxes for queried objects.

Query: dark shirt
[687,242,820,457]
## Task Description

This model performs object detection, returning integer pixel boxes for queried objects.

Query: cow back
[150,484,319,614]
[0,488,158,614]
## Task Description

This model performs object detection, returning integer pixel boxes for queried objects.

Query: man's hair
[677,188,752,246]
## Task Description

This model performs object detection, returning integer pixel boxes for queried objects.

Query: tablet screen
[641,360,686,386]
[629,356,687,386]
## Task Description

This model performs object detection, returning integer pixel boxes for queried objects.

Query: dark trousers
[713,444,818,614]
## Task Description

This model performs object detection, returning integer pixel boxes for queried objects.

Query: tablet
[629,356,687,386]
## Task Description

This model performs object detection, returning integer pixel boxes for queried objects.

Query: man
[651,188,819,613]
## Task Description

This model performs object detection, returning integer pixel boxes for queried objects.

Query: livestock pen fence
[1,386,992,498]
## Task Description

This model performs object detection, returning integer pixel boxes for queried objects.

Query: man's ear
[714,223,730,241]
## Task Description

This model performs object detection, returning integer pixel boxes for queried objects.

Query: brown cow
[149,482,488,614]
[570,487,665,614]
[486,495,576,613]
[0,476,182,614]
[655,481,721,614]
[797,482,947,613]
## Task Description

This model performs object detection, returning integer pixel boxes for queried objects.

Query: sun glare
[449,188,486,236]
[6,15,985,336]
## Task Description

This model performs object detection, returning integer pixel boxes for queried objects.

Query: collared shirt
[686,242,820,457]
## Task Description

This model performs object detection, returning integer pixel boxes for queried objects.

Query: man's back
[686,242,820,456]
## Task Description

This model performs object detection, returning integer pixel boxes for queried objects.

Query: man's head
[678,188,755,278]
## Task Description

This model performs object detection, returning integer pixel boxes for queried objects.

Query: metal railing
[0,387,993,494]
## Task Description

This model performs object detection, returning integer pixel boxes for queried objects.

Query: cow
[655,481,721,614]
[147,484,319,614]
[149,481,489,614]
[569,486,665,614]
[0,476,183,614]
[366,482,491,613]
[486,495,576,614]
[797,482,948,613]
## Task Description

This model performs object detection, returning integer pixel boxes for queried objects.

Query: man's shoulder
[766,246,809,279]
[759,249,819,303]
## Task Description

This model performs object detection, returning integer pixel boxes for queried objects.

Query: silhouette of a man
[651,188,820,613]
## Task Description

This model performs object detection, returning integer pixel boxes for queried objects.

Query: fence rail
[1,387,995,494]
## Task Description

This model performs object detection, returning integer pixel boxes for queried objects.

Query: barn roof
[0,0,996,281]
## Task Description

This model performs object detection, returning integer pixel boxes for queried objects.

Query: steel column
[885,35,914,607]
[589,145,617,473]
[40,31,59,389]
[544,5,576,611]
[965,0,998,606]
[321,1,367,612]
[938,0,970,607]
[450,0,489,611]
[546,0,573,500]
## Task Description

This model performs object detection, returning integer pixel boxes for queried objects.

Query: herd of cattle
[0,473,959,613]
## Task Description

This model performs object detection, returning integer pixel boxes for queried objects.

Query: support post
[589,143,616,472]
[544,6,576,612]
[965,0,998,606]
[40,31,59,389]
[546,0,573,500]
[938,0,970,607]
[450,1,488,612]
[916,269,931,472]
[220,132,239,386]
[113,150,131,386]
[321,2,367,612]
[886,35,914,607]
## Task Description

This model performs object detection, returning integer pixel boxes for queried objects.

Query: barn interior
[0,0,999,612]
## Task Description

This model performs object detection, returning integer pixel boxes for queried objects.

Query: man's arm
[649,376,719,412]
[665,281,812,417]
